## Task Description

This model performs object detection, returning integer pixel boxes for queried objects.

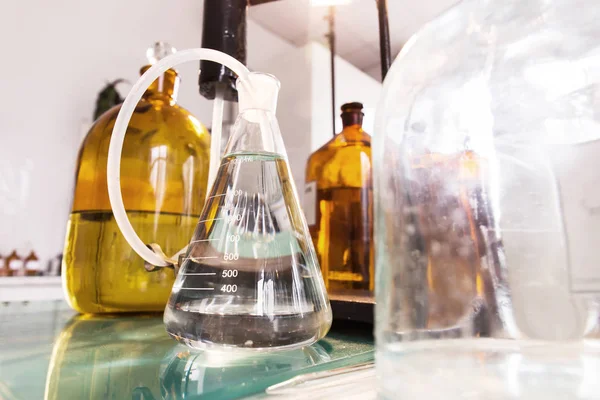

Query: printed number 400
[221,284,237,293]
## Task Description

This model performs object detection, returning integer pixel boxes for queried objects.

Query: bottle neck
[341,112,363,128]
[339,122,369,143]
[140,66,179,102]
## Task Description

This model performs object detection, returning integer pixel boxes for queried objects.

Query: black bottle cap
[199,0,247,102]
[341,102,364,127]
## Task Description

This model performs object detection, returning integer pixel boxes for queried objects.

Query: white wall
[0,1,292,266]
[310,42,381,151]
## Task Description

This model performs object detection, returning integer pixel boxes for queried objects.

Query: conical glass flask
[163,73,332,351]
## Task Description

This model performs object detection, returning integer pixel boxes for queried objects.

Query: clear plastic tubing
[107,48,251,267]
[208,84,225,199]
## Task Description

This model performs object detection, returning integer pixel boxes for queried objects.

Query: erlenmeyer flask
[163,73,332,350]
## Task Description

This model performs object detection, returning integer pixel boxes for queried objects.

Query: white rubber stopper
[237,72,281,121]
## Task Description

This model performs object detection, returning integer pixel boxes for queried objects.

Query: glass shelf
[0,300,373,399]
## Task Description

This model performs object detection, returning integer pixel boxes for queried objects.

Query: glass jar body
[374,0,600,398]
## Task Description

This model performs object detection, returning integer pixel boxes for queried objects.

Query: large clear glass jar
[374,1,600,398]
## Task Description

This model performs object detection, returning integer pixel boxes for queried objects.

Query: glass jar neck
[140,65,179,102]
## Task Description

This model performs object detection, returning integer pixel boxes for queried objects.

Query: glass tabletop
[0,300,373,400]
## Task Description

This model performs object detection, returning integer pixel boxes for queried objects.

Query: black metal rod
[199,0,247,101]
[328,5,336,137]
[376,0,391,80]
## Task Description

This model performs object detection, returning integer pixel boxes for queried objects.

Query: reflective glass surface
[0,300,372,399]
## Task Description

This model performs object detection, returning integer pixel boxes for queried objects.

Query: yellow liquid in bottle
[305,110,373,294]
[64,211,199,313]
[315,187,372,290]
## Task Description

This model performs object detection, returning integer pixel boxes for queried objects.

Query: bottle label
[26,261,41,271]
[9,260,23,271]
[552,140,600,294]
[304,181,317,226]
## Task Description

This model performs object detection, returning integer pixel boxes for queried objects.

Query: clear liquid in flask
[164,152,332,351]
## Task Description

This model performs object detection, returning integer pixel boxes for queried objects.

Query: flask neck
[227,109,287,157]
[140,66,179,102]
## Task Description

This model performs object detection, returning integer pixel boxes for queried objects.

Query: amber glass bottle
[6,250,22,277]
[63,43,210,313]
[0,253,11,277]
[24,251,41,276]
[304,103,373,293]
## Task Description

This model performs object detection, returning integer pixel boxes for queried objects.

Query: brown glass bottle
[6,251,22,277]
[24,251,41,276]
[62,44,210,313]
[0,254,9,277]
[304,103,373,293]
